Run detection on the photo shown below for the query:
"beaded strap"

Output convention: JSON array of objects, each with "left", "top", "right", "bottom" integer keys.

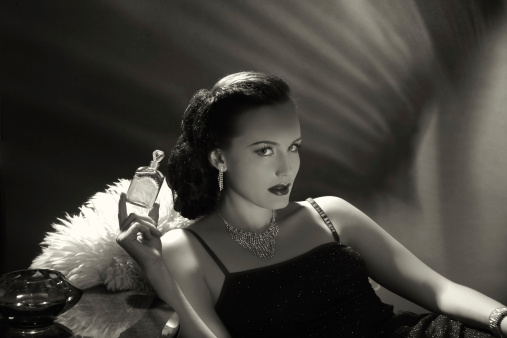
[{"left": 306, "top": 198, "right": 340, "bottom": 242}]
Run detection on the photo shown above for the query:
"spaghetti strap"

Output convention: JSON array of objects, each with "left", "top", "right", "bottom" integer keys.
[
  {"left": 306, "top": 198, "right": 341, "bottom": 242},
  {"left": 185, "top": 229, "right": 229, "bottom": 275}
]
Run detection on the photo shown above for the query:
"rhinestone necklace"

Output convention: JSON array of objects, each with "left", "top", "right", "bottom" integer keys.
[{"left": 218, "top": 210, "right": 278, "bottom": 260}]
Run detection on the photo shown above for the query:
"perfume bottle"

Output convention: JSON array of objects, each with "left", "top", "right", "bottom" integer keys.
[{"left": 126, "top": 150, "right": 165, "bottom": 212}]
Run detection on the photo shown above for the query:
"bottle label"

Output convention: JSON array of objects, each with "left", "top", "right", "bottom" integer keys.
[{"left": 126, "top": 176, "right": 160, "bottom": 209}]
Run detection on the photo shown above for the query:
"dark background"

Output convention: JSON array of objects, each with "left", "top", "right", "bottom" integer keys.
[{"left": 2, "top": 0, "right": 507, "bottom": 308}]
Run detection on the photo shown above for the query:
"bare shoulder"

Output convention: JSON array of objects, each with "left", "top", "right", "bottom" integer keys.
[
  {"left": 161, "top": 228, "right": 193, "bottom": 251},
  {"left": 162, "top": 215, "right": 213, "bottom": 250},
  {"left": 161, "top": 228, "right": 203, "bottom": 276},
  {"left": 283, "top": 196, "right": 354, "bottom": 222},
  {"left": 308, "top": 196, "right": 374, "bottom": 244},
  {"left": 311, "top": 196, "right": 359, "bottom": 220},
  {"left": 311, "top": 196, "right": 351, "bottom": 208}
]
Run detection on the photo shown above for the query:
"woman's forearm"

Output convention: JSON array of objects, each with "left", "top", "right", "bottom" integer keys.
[
  {"left": 438, "top": 281, "right": 506, "bottom": 334},
  {"left": 141, "top": 259, "right": 219, "bottom": 338}
]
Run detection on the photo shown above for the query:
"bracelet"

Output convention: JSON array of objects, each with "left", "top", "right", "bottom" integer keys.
[{"left": 489, "top": 307, "right": 507, "bottom": 337}]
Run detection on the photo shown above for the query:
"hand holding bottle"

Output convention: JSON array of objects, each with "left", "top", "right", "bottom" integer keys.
[{"left": 116, "top": 193, "right": 163, "bottom": 268}]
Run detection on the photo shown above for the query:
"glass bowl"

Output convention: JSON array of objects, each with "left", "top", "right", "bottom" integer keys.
[{"left": 0, "top": 269, "right": 82, "bottom": 328}]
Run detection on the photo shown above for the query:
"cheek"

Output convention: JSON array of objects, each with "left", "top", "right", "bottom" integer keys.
[
  {"left": 227, "top": 157, "right": 264, "bottom": 186},
  {"left": 243, "top": 159, "right": 271, "bottom": 182},
  {"left": 292, "top": 153, "right": 301, "bottom": 176}
]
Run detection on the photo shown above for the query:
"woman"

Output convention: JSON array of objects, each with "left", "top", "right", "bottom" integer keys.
[{"left": 117, "top": 72, "right": 507, "bottom": 337}]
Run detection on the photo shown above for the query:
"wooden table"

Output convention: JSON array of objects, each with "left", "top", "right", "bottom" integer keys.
[{"left": 0, "top": 286, "right": 180, "bottom": 337}]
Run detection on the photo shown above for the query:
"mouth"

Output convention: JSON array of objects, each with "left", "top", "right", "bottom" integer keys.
[{"left": 268, "top": 183, "right": 291, "bottom": 196}]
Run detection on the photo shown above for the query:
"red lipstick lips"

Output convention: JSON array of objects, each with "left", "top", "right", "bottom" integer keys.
[{"left": 268, "top": 183, "right": 291, "bottom": 196}]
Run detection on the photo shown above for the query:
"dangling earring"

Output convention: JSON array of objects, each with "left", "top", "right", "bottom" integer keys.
[{"left": 218, "top": 166, "right": 225, "bottom": 191}]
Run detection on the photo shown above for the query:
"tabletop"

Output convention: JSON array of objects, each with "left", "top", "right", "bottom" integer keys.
[{"left": 0, "top": 285, "right": 180, "bottom": 338}]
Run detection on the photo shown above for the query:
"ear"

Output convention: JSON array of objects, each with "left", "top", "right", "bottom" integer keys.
[{"left": 208, "top": 148, "right": 226, "bottom": 170}]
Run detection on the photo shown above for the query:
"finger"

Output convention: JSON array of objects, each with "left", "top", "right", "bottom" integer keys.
[
  {"left": 120, "top": 214, "right": 162, "bottom": 237},
  {"left": 120, "top": 212, "right": 150, "bottom": 231},
  {"left": 122, "top": 212, "right": 156, "bottom": 229},
  {"left": 118, "top": 193, "right": 128, "bottom": 226},
  {"left": 138, "top": 218, "right": 162, "bottom": 238},
  {"left": 137, "top": 223, "right": 153, "bottom": 240},
  {"left": 148, "top": 203, "right": 160, "bottom": 225},
  {"left": 117, "top": 222, "right": 143, "bottom": 245},
  {"left": 118, "top": 222, "right": 152, "bottom": 246},
  {"left": 130, "top": 223, "right": 159, "bottom": 245}
]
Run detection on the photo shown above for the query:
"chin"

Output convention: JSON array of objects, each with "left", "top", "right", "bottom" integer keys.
[{"left": 269, "top": 195, "right": 291, "bottom": 210}]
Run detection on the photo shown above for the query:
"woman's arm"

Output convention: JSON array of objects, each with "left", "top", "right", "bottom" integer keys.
[
  {"left": 317, "top": 196, "right": 506, "bottom": 335},
  {"left": 116, "top": 194, "right": 230, "bottom": 338},
  {"left": 141, "top": 257, "right": 229, "bottom": 338},
  {"left": 161, "top": 229, "right": 231, "bottom": 338}
]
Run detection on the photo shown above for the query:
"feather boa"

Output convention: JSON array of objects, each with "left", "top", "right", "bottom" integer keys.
[{"left": 30, "top": 179, "right": 193, "bottom": 293}]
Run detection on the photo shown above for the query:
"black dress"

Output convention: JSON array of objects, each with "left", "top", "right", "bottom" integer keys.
[{"left": 185, "top": 199, "right": 494, "bottom": 337}]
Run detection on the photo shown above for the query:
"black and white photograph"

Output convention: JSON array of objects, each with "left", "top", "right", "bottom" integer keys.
[{"left": 1, "top": 1, "right": 507, "bottom": 337}]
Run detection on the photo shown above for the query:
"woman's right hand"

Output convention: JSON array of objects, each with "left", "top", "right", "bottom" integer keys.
[{"left": 116, "top": 193, "right": 163, "bottom": 268}]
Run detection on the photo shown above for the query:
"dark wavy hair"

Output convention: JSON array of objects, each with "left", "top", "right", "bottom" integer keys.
[{"left": 167, "top": 71, "right": 294, "bottom": 219}]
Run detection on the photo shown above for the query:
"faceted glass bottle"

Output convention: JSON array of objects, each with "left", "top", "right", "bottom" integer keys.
[{"left": 126, "top": 150, "right": 165, "bottom": 210}]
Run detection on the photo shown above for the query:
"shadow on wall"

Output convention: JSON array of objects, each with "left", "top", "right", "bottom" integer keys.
[{"left": 364, "top": 13, "right": 507, "bottom": 310}]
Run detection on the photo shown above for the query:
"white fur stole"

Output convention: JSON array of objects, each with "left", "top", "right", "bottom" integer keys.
[{"left": 30, "top": 179, "right": 192, "bottom": 293}]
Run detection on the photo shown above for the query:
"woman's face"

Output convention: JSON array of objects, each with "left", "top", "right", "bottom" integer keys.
[{"left": 221, "top": 102, "right": 301, "bottom": 210}]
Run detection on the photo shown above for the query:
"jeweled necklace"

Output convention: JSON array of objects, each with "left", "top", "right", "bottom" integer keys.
[{"left": 218, "top": 210, "right": 278, "bottom": 260}]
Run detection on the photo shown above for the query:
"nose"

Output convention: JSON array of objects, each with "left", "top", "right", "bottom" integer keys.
[{"left": 275, "top": 152, "right": 292, "bottom": 178}]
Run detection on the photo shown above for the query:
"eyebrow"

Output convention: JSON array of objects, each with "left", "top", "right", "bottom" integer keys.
[{"left": 248, "top": 137, "right": 302, "bottom": 147}]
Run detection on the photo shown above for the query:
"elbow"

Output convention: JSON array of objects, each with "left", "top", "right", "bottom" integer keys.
[
  {"left": 407, "top": 278, "right": 455, "bottom": 314},
  {"left": 434, "top": 280, "right": 460, "bottom": 314}
]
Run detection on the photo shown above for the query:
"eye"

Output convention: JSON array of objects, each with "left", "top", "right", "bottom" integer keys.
[
  {"left": 255, "top": 146, "right": 274, "bottom": 156},
  {"left": 289, "top": 143, "right": 301, "bottom": 153}
]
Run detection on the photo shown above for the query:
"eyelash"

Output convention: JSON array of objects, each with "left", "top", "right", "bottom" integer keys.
[
  {"left": 290, "top": 144, "right": 302, "bottom": 152},
  {"left": 254, "top": 144, "right": 302, "bottom": 156},
  {"left": 255, "top": 146, "right": 273, "bottom": 156}
]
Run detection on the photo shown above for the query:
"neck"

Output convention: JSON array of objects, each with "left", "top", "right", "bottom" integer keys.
[{"left": 217, "top": 192, "right": 274, "bottom": 233}]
